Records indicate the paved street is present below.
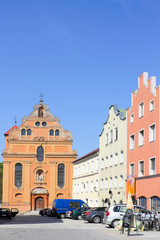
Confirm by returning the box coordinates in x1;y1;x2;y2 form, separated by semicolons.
0;213;160;240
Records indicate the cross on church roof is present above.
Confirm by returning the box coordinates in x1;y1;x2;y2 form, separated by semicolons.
39;93;44;103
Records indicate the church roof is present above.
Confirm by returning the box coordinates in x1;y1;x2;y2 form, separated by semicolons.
4;125;18;136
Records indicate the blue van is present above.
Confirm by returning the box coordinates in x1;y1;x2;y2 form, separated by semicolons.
52;199;88;218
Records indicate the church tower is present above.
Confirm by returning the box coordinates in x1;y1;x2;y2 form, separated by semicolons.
2;100;77;212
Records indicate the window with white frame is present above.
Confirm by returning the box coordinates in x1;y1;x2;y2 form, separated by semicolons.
82;164;85;175
110;130;113;143
90;200;93;207
81;182;84;193
139;101;144;118
74;167;77;177
130;114;134;124
95;179;98;191
105;178;108;189
119;151;124;164
86;162;89;174
119;175;123;187
77;184;79;193
130;134;135;150
86;181;88;192
109;177;112;188
101;179;104;190
73;184;76;194
101;158;104;169
105;157;108;168
129;163;134;177
96;159;99;171
114;176;118;188
95;200;98;207
114;153;118;165
115;128;118;141
78;166;80;176
149;124;156;142
150;100;154;112
139;161;144;177
109;155;113;167
139;129;144;146
90;180;93;192
91;161;94;172
149;157;156;175
106;133;108;145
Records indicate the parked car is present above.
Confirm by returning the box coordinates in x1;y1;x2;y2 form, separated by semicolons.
82;207;106;223
103;204;149;228
52;199;89;219
47;208;57;217
71;206;90;220
39;208;49;216
0;208;12;219
66;210;72;218
11;208;19;217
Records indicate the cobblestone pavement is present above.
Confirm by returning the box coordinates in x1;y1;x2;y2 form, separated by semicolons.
0;213;160;240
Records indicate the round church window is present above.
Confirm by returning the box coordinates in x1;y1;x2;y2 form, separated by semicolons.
42;121;47;127
35;121;40;126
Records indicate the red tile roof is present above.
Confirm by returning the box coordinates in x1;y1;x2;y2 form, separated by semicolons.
4;125;18;136
73;148;99;163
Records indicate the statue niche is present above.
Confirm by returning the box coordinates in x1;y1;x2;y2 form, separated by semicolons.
36;170;44;182
38;106;44;118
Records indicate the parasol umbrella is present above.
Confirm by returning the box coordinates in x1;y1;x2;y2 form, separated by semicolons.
127;190;134;209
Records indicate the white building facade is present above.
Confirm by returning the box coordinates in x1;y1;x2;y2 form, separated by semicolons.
99;105;127;206
73;149;99;207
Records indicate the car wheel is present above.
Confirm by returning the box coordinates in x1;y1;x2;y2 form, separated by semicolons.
78;215;82;220
60;213;65;219
92;216;101;223
111;219;119;228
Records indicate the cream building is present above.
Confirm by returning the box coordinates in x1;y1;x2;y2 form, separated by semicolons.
73;149;99;207
99;105;127;206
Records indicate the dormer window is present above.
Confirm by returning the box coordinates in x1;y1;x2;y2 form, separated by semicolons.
27;129;31;135
50;129;54;136
55;129;59;136
38;106;44;117
21;129;26;136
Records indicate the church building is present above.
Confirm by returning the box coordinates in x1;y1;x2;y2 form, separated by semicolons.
2;99;77;212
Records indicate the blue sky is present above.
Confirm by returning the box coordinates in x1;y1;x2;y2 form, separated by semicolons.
0;0;160;161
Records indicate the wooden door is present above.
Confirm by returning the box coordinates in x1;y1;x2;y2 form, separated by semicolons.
35;197;44;210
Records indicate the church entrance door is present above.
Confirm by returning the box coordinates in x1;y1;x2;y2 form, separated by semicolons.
35;197;44;210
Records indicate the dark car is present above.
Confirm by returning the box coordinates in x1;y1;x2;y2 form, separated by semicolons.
0;208;12;219
47;208;57;217
82;207;106;223
71;206;90;220
39;208;49;216
11;208;19;217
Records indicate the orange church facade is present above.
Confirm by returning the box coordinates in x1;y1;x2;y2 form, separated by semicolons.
2;100;77;212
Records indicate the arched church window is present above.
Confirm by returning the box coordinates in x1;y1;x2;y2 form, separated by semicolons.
37;146;44;162
27;129;31;135
55;129;59;136
58;163;65;188
36;169;44;181
15;163;22;188
50;129;54;136
38;106;44;117
21;129;26;136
